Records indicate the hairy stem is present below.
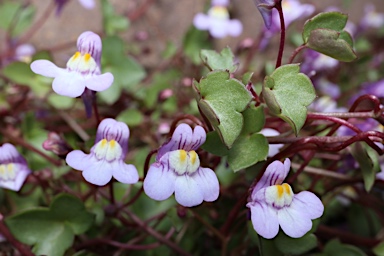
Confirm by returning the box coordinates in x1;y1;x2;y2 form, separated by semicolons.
275;0;286;68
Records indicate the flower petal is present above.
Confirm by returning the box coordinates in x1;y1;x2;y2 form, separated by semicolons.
188;126;206;151
292;191;324;220
209;18;229;38
0;165;30;191
143;163;177;201
277;204;313;238
52;72;86;97
193;13;210;30
192;167;219;202
82;160;113;186
112;162;139;184
66;150;91;171
227;19;243;37
247;202;279;239
174;175;204;207
157;123;193;160
260;128;284;157
85;73;114;92
78;0;95;9
30;60;64;78
253;159;290;196
94;118;130;155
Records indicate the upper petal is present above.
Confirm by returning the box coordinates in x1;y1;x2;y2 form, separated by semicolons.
78;0;95;9
247;202;279;239
191;167;219;202
157;123;193;160
174;175;204;207
30;60;64;78
291;191;324;220
52;72;86;97
143;163;177;201
85;72;114;92
187;126;206;151
95;118;130;155
112;162;139;184
253;159;290;197
277;205;313;238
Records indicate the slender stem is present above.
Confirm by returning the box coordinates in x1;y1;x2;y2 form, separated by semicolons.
190;209;226;241
0;214;34;256
57;110;90;141
121;210;192;256
287;151;315;183
109;182;115;205
275;0;286;68
17;1;55;46
0;129;62;166
308;111;377;119
291;162;352;180
288;44;307;64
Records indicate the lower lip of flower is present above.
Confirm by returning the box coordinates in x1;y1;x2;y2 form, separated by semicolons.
168;149;200;175
265;183;294;209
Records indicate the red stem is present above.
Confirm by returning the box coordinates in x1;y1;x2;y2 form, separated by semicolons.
275;0;285;68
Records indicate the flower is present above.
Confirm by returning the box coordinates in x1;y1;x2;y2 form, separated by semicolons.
55;0;95;15
258;0;314;49
247;159;324;239
0;143;31;191
360;4;384;29
66;118;139;186
193;0;243;38
143;123;220;207
260;128;283;157
30;31;113;98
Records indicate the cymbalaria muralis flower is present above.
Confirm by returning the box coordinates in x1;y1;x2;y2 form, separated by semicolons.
247;159;324;239
193;0;243;38
30;31;113;98
66;118;139;186
143;123;220;207
0;143;31;191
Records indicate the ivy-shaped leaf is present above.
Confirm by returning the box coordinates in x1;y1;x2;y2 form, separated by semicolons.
200;47;238;73
350;142;380;192
6;194;95;256
262;64;315;135
274;232;318;255
302;12;357;62
227;105;268;172
193;71;252;148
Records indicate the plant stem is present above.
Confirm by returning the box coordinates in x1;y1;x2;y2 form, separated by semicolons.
0;214;34;256
275;0;286;68
288;44;307;64
308;111;377;119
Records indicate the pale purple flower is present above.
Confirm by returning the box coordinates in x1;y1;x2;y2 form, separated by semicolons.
247;159;324;239
55;0;95;15
258;0;314;49
260;128;283;157
143;123;220;207
193;1;243;38
0;143;31;191
252;0;276;29
66;118;139;186
301;49;339;76
309;96;346;113
360;4;384;29
30;31;113;98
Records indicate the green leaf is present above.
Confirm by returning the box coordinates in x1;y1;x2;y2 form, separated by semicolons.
350;142;380;192
201;131;230;157
262;64;315;135
47;94;75;109
274;232;318;255
6;194;94;256
307;29;357;62
303;12;348;42
242;72;254;85
101;0;129;35
116;108;144;127
323;239;366;256
0;2;35;36
373;242;384;256
100;36;146;104
227;105;268;172
193;71;252;148
200;47;238;73
183;26;211;65
12;4;35;36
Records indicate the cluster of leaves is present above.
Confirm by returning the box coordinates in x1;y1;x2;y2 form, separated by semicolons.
0;0;383;256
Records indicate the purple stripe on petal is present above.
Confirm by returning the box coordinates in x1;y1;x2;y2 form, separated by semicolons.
143;163;176;201
191;167;219;202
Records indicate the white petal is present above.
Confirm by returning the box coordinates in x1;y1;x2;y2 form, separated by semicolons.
174;175;203;207
52;72;86;97
192;167;219;202
193;13;210;30
143;163;177;201
30;60;64;78
292;191;324;219
248;202;279;239
85;73;114;92
112;162;139;184
82;160;113;186
277;205;313;238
